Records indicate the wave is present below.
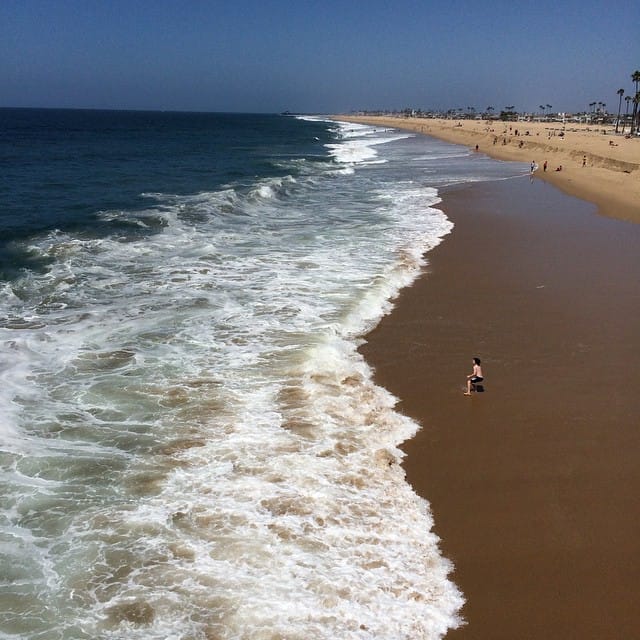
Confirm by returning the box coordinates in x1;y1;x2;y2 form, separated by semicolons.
0;116;464;639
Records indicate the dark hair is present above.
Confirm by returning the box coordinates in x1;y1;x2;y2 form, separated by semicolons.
473;357;481;365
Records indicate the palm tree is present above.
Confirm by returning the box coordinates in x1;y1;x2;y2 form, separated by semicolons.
539;104;545;118
631;70;640;134
615;89;624;133
622;95;632;134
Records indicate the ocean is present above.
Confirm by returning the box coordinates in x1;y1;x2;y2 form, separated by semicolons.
0;109;527;639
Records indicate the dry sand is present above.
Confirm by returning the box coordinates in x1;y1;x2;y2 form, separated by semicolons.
336;115;640;222
353;143;640;637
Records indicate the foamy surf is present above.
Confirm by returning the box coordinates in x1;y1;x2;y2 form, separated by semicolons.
0;111;530;638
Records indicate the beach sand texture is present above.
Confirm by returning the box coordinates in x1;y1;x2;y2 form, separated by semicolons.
359;167;640;637
338;115;640;222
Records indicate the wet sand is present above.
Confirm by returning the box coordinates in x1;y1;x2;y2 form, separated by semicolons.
360;175;640;638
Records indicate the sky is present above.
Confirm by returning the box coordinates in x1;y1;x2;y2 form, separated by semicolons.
1;0;638;114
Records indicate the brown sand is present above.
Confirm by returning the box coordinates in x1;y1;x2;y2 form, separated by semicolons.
359;176;640;639
335;115;640;222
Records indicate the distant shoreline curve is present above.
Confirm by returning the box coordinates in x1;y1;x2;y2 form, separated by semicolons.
330;115;640;223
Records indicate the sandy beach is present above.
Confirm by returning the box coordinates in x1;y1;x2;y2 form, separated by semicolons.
353;132;640;637
337;115;640;222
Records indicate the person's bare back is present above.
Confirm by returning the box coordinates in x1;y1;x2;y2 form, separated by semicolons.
464;357;484;395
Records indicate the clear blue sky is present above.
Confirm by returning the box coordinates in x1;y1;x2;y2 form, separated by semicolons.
1;0;638;114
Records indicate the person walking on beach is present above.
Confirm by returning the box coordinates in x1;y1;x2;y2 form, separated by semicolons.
464;357;484;395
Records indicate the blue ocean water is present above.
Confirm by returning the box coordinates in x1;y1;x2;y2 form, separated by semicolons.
0;109;527;639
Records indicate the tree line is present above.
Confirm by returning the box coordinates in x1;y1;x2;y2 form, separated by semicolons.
615;70;640;134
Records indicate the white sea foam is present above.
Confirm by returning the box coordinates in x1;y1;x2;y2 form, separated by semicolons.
324;121;413;166
0;118;497;639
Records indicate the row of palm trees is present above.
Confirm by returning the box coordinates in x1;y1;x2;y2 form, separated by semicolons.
383;71;640;128
588;101;606;114
478;70;640;130
614;70;640;134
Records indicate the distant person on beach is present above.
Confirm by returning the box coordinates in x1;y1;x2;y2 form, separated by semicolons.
543;160;548;172
464;357;484;395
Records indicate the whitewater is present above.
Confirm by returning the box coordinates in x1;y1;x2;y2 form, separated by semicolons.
0;111;526;639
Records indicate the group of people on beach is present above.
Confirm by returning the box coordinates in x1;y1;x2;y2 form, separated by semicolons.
532;159;562;173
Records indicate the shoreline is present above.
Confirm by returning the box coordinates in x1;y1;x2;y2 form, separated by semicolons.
332;115;640;222
359;172;640;638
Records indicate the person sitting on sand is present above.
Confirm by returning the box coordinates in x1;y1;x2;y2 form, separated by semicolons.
464;357;484;395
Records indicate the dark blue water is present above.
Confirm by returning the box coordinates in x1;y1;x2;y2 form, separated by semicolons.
0;109;331;274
